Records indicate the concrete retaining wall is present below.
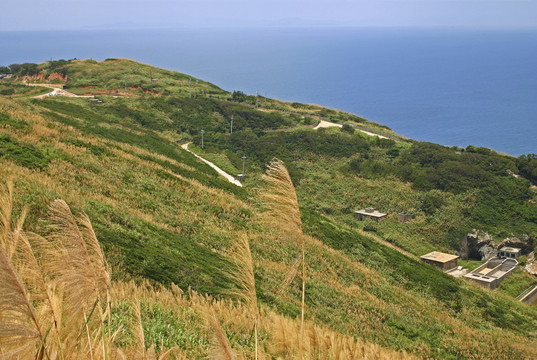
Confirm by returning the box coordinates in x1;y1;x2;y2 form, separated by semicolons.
520;285;537;305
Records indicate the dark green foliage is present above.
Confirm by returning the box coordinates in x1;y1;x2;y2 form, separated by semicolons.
473;177;537;237
0;112;28;129
0;133;52;169
397;142;515;193
341;124;355;134
62;139;113;157
0;66;10;74
418;190;447;215
346;141;535;238
348;157;395;178
100;103;167;131
0;88;15;96
87;201;234;295
9;63;39;76
165;96;294;132
224;129;370;167
231;90;247;102
516;154;537;184
45;59;70;76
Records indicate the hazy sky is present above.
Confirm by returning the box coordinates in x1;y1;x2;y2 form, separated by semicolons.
2;0;536;31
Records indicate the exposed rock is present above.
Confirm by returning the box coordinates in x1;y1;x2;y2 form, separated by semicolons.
460;230;497;260
460;232;536;261
479;244;498;261
525;252;537;276
498;235;535;255
526;264;537;276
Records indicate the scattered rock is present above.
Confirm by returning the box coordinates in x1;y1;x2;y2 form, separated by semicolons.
499;235;535;255
526;252;537;276
460;230;497;260
460;232;536;261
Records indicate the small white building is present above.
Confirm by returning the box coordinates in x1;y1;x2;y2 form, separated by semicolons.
354;208;387;222
498;247;521;259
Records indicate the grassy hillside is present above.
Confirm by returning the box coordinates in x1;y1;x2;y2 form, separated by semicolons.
0;58;536;359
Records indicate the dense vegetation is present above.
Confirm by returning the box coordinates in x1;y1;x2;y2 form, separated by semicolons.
0;58;536;359
343;141;537;239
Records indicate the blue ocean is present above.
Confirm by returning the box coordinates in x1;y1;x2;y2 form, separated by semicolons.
1;28;536;155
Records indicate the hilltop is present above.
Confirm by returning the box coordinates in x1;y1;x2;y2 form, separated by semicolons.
0;58;536;359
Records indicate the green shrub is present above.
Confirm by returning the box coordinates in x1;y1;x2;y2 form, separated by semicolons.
0;134;50;169
0;112;27;129
341;124;355;134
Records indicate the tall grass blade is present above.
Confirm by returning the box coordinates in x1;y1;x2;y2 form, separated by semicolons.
261;158;306;357
207;308;236;360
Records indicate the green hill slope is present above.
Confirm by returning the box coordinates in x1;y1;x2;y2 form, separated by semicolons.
0;58;536;359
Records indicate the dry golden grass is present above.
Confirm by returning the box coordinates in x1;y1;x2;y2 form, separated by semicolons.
0;183;115;360
111;279;418;360
261;158;307;356
2;95;536;359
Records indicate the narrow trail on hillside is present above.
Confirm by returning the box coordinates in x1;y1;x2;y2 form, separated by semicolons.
27;83;93;98
353;227;417;259
181;143;243;187
313;120;389;139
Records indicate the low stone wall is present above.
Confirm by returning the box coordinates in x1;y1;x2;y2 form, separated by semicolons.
520;285;537;305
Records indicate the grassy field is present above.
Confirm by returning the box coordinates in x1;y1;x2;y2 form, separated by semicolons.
0;59;536;359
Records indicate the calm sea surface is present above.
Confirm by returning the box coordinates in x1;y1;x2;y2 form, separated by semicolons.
1;28;536;155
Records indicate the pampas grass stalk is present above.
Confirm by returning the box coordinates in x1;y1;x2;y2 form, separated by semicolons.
0;246;51;360
225;232;258;359
0;182;51;360
262;158;306;357
208;308;236;360
17;232;65;360
45;199;112;358
0;183;115;359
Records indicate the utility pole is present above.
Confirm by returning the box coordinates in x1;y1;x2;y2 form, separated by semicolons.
241;154;246;177
256;90;259;107
201;129;205;149
230;115;234;134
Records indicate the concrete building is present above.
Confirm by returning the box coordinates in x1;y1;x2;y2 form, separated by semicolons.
420;251;459;271
354;208;387;222
397;212;414;223
464;257;518;289
88;98;103;105
498;247;521;259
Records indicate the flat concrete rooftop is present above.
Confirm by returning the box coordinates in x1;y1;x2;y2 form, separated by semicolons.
499;247;521;253
354;208;387;218
420;251;459;264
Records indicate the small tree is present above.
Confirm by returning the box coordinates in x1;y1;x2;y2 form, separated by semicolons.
341;124;355;134
231;91;246;103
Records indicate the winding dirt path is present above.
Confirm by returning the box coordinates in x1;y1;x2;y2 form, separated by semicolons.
313;120;389;139
181;143;243;187
27;83;93;98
